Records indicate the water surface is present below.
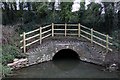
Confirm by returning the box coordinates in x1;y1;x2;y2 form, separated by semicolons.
5;59;120;78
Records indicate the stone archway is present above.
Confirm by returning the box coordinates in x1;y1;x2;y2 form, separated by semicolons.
52;49;80;71
52;49;80;60
27;38;106;66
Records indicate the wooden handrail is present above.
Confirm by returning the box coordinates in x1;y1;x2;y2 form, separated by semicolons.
26;34;40;41
26;28;39;35
81;34;91;41
81;30;91;36
54;24;65;26
20;28;39;37
54;29;78;31
93;29;112;39
92;35;113;45
67;24;78;26
81;25;91;30
20;23;113;53
92;40;112;51
26;39;40;47
42;24;51;29
41;29;52;35
54;29;65;30
42;34;51;39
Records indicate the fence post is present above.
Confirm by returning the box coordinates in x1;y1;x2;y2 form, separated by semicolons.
23;32;26;53
40;27;42;44
106;34;109;53
91;28;93;44
78;23;81;37
65;23;67;36
52;23;54;37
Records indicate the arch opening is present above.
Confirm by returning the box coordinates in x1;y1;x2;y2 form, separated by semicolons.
52;49;80;60
52;49;80;71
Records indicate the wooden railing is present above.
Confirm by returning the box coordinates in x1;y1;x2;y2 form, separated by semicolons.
20;24;51;53
20;23;113;53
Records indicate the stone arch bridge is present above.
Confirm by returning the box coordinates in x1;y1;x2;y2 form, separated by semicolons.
20;23;118;67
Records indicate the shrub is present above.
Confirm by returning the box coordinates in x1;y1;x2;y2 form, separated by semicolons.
2;45;21;64
0;63;11;77
2;25;26;65
2;26;20;47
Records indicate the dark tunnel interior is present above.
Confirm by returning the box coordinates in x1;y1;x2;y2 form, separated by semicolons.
52;49;80;60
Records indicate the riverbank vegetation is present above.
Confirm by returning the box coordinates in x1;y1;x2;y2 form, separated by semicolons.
1;26;26;77
1;1;120;76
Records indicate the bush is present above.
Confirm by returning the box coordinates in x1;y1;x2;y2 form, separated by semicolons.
0;63;11;77
23;11;36;24
2;25;27;64
2;45;21;65
2;26;20;47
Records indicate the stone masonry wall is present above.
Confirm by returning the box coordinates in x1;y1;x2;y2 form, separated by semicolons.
26;37;107;66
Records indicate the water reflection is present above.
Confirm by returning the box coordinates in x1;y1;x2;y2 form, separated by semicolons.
53;59;80;71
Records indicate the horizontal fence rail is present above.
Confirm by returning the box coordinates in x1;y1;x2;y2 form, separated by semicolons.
20;23;113;53
20;24;52;53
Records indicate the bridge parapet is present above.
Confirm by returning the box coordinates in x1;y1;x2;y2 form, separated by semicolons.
20;23;113;53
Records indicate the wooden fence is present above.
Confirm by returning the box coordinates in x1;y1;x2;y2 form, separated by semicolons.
20;23;113;53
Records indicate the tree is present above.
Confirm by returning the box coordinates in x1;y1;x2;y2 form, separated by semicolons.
2;2;23;25
103;2;114;34
79;2;103;30
59;2;73;23
78;2;85;23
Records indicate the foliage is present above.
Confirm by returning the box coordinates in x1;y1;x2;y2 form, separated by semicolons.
0;63;11;77
112;30;120;49
19;21;41;33
59;2;74;23
79;3;103;29
2;2;119;34
2;2;21;25
2;45;22;64
2;26;26;65
103;2;114;34
36;2;48;17
2;26;20;46
1;26;25;76
78;2;85;22
23;11;36;24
